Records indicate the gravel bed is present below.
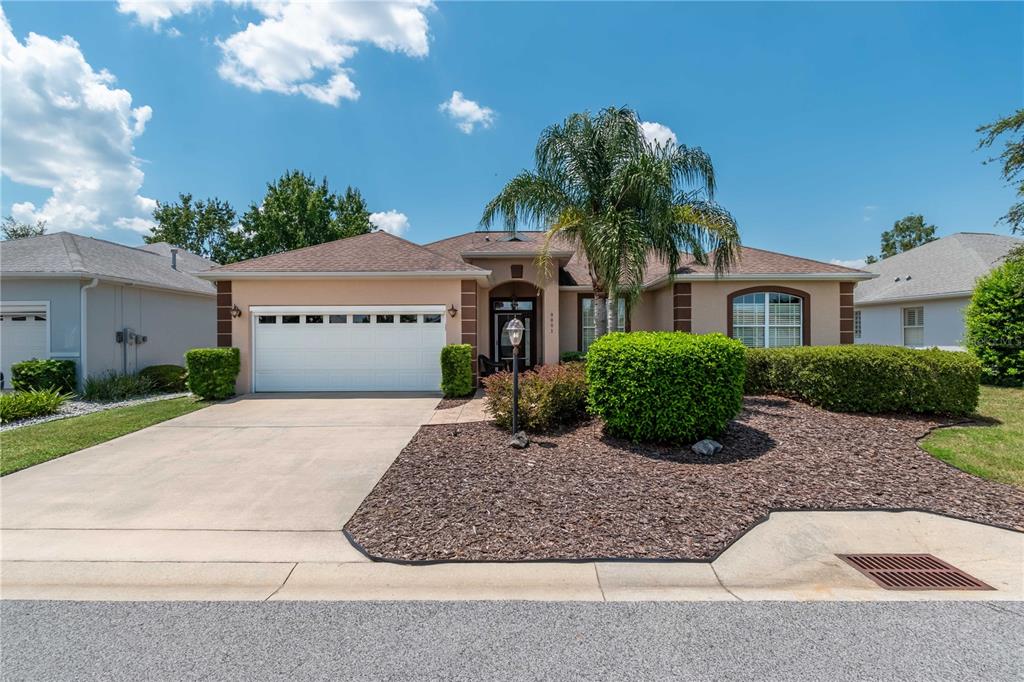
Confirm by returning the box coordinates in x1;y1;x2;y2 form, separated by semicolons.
0;392;191;432
345;396;1024;562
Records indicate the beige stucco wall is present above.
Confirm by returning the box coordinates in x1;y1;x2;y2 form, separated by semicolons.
466;257;560;365
229;278;465;393
689;280;842;345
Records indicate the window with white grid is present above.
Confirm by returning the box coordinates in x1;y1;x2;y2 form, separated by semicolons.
903;306;924;347
732;292;803;348
854;310;862;339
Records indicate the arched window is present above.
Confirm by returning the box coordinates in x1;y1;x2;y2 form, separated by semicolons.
731;291;804;348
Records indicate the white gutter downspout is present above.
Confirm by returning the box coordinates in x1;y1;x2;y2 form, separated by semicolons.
79;278;99;387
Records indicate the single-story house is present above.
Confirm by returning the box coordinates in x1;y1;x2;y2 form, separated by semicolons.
199;230;874;393
853;232;1022;350
0;232;217;387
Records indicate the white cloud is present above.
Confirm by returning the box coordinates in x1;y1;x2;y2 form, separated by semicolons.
831;258;868;269
369;210;409;236
862;204;878;222
119;1;433;106
0;7;155;236
439;90;495;134
640;121;677;148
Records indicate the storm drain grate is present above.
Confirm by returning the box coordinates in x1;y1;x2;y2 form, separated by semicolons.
837;554;994;591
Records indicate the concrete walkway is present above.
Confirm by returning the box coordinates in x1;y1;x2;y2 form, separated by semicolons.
426;389;491;424
3;511;1020;601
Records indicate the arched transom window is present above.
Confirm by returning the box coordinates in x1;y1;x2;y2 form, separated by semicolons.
732;292;803;348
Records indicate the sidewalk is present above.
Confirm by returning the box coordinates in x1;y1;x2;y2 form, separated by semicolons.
426;390;491;425
3;511;1020;602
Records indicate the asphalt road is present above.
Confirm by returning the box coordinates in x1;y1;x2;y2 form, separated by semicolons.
2;600;1021;681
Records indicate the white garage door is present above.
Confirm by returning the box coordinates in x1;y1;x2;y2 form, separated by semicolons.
0;306;49;388
252;306;446;392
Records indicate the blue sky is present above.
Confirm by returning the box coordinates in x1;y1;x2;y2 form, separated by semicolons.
1;1;1020;267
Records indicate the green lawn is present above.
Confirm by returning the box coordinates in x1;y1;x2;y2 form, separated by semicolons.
0;397;209;476
920;386;1024;488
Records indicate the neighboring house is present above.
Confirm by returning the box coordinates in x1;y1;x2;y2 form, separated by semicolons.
200;230;873;393
0;232;217;387
853;232;1022;350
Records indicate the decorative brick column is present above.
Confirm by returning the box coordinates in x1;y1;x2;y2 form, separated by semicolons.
673;282;692;332
460;280;478;383
216;280;233;347
839;282;855;344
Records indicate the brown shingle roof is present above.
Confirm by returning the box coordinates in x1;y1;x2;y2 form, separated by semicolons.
207;231;485;274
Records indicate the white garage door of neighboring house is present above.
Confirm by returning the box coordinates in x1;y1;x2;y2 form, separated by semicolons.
0;304;49;389
252;306;446;392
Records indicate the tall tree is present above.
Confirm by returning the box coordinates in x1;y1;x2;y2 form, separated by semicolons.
481;106;739;337
146;194;241;263
865;214;938;263
1;216;47;240
235;171;374;260
977;108;1024;234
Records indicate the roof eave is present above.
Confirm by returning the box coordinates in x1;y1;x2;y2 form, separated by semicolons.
854;290;974;307
642;272;878;288
198;270;491;280
462;250;574;259
1;270;215;296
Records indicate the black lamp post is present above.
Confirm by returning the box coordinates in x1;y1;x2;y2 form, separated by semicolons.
504;317;525;439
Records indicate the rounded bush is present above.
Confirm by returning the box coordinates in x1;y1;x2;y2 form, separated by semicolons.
745;345;980;416
184;348;240;400
440;344;474;398
966;248;1024;386
587;332;746;443
139;364;188;393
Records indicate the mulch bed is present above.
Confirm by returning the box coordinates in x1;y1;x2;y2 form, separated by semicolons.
344;396;1024;561
435;397;473;410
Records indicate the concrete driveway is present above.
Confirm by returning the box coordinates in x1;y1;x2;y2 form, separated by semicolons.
0;393;440;564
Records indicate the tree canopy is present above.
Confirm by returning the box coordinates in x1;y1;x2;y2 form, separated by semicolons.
481;106;739;337
1;216;47;240
145;194;240;263
146;171;374;263
977;108;1024;234
865;214;938;264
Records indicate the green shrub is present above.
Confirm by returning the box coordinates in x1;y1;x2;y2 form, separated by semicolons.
440;344;474;398
560;351;587;363
587;332;746;444
483;362;588;432
184;347;240;400
0;388;67;423
139;364;187;392
11;359;76;393
965;247;1024;386
745;345;980;416
82;371;156;402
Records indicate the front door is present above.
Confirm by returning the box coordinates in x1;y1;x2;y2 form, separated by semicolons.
492;299;536;368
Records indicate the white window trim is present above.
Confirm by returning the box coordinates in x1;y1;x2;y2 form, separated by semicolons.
732;292;803;348
903;306;925;347
854;309;862;339
580;297;626;352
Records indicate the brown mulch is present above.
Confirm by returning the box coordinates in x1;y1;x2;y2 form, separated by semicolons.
435;397;473;410
344;396;1024;561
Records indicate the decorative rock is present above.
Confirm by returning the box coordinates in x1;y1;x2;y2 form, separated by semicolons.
510;431;530;449
691;439;723;456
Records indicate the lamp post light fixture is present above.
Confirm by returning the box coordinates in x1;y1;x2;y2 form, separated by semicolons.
504;317;527;447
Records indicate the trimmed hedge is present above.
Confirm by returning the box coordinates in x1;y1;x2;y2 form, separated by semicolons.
184;347;240;400
0;388;67;423
745;345;980;416
965;248;1024;386
587;332;746;444
139;364;188;393
483;362;588;432
440;344;474;398
11;359;76;394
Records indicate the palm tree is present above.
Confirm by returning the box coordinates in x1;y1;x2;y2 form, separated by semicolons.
481;106;740;338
